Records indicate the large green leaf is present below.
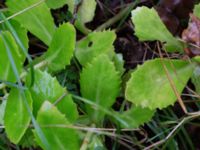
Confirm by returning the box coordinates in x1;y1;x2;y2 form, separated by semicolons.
6;0;55;46
118;106;155;128
43;23;75;72
80;55;120;122
75;0;96;34
0;31;23;82
46;0;74;12
194;3;200;19
131;6;183;52
26;69;78;122
34;101;79;150
4;88;32;144
75;31;116;66
125;58;194;109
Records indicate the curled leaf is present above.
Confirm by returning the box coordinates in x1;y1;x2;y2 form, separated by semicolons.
182;14;200;56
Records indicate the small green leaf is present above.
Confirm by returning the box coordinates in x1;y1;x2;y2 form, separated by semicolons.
88;135;105;150
0;31;23;82
193;56;200;62
75;0;96;34
113;53;125;76
80;55;120;122
118;106;155;128
46;0;74;12
4;88;32;144
75;31;116;66
18;129;37;148
191;66;200;94
6;0;55;46
34;101;79;150
26;69;78;122
194;3;200;19
43;23;75;72
131;6;183;52
126;58;194;109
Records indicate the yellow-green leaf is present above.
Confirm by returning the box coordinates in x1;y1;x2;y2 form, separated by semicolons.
34;101;79;150
126;58;194;109
26;69;78;123
75;31;116;66
6;0;55;46
4;88;32;144
118;106;155;128
80;55;120;123
75;0;96;34
0;31;23;82
194;3;200;19
46;0;74;12
43;23;75;72
131;6;183;52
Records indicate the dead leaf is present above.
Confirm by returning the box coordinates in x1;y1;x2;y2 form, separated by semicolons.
182;14;200;56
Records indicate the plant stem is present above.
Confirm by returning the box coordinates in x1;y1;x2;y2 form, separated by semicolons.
80;124;95;150
95;1;139;31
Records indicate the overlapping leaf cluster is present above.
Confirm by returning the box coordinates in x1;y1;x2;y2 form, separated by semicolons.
0;0;200;149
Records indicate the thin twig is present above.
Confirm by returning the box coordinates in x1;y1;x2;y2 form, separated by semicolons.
80;124;95;150
157;42;188;114
145;113;200;149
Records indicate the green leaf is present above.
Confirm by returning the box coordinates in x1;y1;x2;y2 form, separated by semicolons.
125;58;194;109
80;55;120;122
193;56;200;62
0;31;23;82
46;0;74;12
113;53;125;76
0;19;29;62
6;0;55;46
131;6;183;52
194;3;200;19
4;88;32;144
43;23;75;72
18;129;37;148
88;135;105;150
75;0;96;34
118;106;155;128
75;31;116;66
0;100;6;125
34;101;79;150
26;69;78;122
191;66;200;94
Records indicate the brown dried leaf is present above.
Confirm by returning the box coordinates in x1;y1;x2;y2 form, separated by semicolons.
182;14;200;56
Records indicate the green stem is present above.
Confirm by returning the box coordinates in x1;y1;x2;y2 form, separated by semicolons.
95;1;139;31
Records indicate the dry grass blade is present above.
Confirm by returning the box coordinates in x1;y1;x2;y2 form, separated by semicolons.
157;42;188;114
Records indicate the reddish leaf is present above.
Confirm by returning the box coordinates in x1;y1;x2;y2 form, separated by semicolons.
182;14;200;56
